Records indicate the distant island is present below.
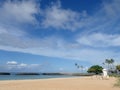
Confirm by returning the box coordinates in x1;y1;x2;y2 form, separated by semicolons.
16;73;40;75
42;73;65;75
0;72;11;75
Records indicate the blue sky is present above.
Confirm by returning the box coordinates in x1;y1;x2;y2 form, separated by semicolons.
0;0;120;72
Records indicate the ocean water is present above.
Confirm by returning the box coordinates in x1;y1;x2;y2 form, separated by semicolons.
0;75;74;80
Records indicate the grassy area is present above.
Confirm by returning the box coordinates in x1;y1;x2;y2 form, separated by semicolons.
114;77;120;87
109;74;120;87
109;74;120;77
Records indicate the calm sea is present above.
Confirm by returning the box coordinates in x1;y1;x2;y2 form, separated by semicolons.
0;75;75;80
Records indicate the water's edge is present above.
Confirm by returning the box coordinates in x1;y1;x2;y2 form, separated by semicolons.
0;75;77;81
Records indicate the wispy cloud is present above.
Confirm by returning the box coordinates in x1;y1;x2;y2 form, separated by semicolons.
77;33;120;47
41;1;87;31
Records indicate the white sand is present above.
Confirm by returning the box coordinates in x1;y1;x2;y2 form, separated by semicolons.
0;77;119;90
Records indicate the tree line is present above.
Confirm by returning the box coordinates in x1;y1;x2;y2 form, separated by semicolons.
75;59;120;74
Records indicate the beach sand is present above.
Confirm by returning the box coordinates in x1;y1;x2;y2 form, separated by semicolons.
0;77;119;90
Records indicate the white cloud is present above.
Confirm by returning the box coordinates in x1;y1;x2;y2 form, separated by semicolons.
41;1;87;31
7;61;18;65
1;61;43;71
0;0;40;49
19;63;27;67
38;0;120;33
0;0;39;24
77;33;120;47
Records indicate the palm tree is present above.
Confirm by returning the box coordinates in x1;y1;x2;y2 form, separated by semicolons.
75;63;79;69
75;63;78;67
75;63;84;73
105;59;111;69
102;62;105;68
110;59;114;68
105;59;115;73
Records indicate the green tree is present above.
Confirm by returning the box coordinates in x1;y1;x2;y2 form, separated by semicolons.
116;65;120;71
87;65;103;74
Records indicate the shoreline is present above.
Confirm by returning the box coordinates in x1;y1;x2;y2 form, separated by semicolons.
0;76;82;82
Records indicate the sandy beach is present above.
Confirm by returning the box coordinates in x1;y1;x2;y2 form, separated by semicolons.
0;77;119;90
